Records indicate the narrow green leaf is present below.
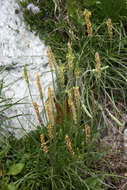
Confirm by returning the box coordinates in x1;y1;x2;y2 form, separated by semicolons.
82;103;92;119
106;109;123;127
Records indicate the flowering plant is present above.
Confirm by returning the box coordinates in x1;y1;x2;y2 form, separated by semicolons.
27;3;40;14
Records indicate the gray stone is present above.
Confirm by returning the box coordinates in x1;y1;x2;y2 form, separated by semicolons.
0;0;55;138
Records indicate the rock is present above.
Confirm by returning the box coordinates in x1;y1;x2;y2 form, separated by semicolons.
0;0;55;138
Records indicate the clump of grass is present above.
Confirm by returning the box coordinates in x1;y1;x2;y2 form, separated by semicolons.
0;1;127;189
0;45;112;190
1;39;126;188
20;0;127;108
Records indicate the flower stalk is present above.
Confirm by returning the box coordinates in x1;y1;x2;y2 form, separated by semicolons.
45;102;54;126
107;18;113;38
68;93;77;124
47;47;57;95
73;86;80;106
65;135;75;156
66;42;74;71
95;52;101;79
47;47;57;71
85;125;90;144
48;124;54;139
48;87;53;107
33;102;44;127
58;60;65;88
36;73;48;123
84;9;92;37
40;134;48;154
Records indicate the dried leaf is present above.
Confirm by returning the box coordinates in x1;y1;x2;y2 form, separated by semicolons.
55;101;63;124
55;97;71;124
0;169;2;177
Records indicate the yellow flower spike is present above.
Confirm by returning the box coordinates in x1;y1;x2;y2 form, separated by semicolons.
58;61;65;87
73;86;80;105
65;135;75;156
84;9;91;17
36;73;43;100
95;52;101;79
84;9;92;37
47;47;57;71
40;134;48;154
33;102;44;127
68;93;77;124
59;66;64;84
48;124;53;139
48;87;53;107
75;62;80;79
24;66;29;84
85;125;90;144
95;52;100;65
67;93;72;107
107;18;113;38
45;102;54;126
65;89;71;95
66;41;74;70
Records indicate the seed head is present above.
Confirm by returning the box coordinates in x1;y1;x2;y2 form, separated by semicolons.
45;102;54;126
48;124;53;139
47;47;56;71
95;52;101;79
40;134;48;154
66;42;74;70
33;102;44;126
24;66;29;84
65;135;75;156
68;93;77;124
107;18;112;38
84;9;92;37
48;87;53;107
75;63;80;79
73;86;80;105
85;125;90;144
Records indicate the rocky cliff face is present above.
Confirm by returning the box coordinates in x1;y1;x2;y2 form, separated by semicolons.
0;0;55;138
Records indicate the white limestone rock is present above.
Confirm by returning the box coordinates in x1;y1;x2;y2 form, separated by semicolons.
0;0;55;138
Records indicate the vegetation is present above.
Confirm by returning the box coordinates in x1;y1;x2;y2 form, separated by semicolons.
0;0;127;189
